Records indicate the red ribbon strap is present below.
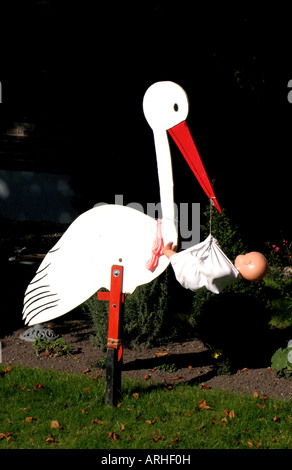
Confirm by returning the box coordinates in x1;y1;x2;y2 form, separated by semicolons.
146;219;164;272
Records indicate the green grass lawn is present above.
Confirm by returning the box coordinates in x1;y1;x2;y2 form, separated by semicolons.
0;365;291;450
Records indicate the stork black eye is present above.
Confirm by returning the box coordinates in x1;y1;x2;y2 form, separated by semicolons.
174;103;179;112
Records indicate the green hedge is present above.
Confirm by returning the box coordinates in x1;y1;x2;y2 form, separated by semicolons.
82;268;185;350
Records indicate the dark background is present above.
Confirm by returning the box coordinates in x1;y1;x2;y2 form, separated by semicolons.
0;1;291;250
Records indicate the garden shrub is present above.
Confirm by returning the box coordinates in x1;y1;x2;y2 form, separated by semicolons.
33;337;72;357
191;205;272;368
82;290;109;351
82;268;179;350
192;287;272;369
123;269;171;348
271;346;292;379
263;239;292;330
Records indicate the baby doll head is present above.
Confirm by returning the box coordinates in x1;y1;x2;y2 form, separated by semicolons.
234;252;268;281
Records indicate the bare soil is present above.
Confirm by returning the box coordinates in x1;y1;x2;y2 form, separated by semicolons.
1;316;291;401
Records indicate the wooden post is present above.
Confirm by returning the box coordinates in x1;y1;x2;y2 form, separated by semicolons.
97;265;124;406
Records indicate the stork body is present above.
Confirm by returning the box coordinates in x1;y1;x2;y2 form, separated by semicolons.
23;81;221;326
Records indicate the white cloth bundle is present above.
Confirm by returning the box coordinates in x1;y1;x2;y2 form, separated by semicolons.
170;234;239;294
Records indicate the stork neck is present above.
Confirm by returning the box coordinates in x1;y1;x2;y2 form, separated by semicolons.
153;129;175;222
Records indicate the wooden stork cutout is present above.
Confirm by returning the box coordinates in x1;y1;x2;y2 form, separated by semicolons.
22;81;222;405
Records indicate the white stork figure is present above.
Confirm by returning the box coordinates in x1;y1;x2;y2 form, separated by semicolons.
22;81;222;326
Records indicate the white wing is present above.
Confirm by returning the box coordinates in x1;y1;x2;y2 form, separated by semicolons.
22;204;172;326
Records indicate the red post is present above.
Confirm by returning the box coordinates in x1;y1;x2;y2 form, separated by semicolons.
97;265;124;406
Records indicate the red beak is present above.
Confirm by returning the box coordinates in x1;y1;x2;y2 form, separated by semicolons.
167;121;222;213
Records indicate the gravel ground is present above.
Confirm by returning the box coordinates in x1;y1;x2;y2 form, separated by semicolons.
1;317;291;401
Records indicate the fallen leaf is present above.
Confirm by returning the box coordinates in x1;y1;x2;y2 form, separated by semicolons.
120;423;125;431
132;393;139;399
169;435;180;445
0;433;6;440
223;409;229;416
83;387;91;393
80;409;88;414
198;399;206;408
246;441;253;448
273;404;282;410
260;394;269;400
166;376;183;381
109;431;118;441
256;402;266;409
256;443;262;449
144;374;151;380
198;399;212;410
238;368;249;373
272;416;279;422
195;425;206;430
92;419;108;425
253;391;259;398
154;352;169;357
152;436;164;442
145;420;155;425
82;368;90;374
229;410;235;419
0;366;13;377
221;417;228;423
188;365;193;370
92;373;100;380
117;402;123;408
34;383;43;390
50;420;61;429
46;436;57;444
25;417;35;423
151;367;157;372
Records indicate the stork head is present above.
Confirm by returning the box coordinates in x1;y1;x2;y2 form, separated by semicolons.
143;81;222;213
143;81;189;131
